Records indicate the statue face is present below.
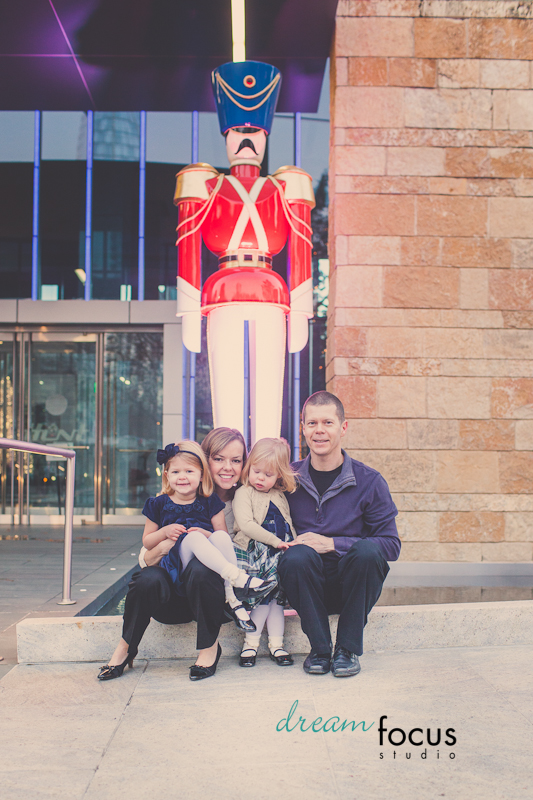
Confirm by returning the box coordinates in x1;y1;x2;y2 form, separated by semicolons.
226;127;267;166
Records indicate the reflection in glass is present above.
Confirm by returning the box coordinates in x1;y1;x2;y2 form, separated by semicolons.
90;161;139;300
40;161;86;299
103;333;163;515
0;163;33;299
0;338;14;515
29;340;96;515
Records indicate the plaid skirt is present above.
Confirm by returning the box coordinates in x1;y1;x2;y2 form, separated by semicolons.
234;540;285;609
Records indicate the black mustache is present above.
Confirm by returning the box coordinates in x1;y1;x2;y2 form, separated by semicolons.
236;138;258;154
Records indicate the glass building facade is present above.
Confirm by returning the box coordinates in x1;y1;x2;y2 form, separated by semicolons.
0;68;329;522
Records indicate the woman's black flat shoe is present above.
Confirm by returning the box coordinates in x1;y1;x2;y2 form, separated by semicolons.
224;604;257;633
98;646;138;681
270;649;294;667
189;643;222;681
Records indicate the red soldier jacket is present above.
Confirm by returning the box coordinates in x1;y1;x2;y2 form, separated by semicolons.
174;162;315;353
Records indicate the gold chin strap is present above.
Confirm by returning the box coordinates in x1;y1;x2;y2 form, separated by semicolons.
215;72;281;112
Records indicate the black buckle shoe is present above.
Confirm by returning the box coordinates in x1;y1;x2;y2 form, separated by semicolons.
270;648;294;666
303;650;331;675
239;647;257;667
332;645;361;678
224;604;257;633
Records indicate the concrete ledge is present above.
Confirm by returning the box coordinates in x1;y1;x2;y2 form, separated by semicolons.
16;600;533;663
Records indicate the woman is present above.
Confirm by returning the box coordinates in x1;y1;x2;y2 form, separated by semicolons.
98;427;246;681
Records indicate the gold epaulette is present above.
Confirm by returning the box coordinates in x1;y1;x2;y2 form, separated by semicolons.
174;163;220;204
272;165;315;208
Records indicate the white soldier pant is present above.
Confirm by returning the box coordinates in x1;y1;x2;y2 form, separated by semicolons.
207;303;286;442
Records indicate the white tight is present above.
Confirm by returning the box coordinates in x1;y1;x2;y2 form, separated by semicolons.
179;529;237;576
250;600;285;638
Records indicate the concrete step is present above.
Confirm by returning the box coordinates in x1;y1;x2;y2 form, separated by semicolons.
16;599;533;663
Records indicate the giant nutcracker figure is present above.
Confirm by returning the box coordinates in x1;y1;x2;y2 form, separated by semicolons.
174;61;315;442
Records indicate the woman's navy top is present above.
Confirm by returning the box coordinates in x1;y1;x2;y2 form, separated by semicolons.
143;492;225;593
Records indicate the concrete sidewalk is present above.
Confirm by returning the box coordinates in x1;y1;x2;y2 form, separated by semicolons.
0;524;142;678
0;644;531;799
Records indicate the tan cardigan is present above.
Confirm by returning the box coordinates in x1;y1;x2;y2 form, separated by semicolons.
232;484;296;549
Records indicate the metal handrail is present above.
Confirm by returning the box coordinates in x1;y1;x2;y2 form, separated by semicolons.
0;438;76;605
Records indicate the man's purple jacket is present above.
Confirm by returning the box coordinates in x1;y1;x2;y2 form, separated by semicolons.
287;451;401;562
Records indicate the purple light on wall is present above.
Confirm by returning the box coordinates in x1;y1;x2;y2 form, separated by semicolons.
138;110;146;301
31;109;41;301
84;109;93;301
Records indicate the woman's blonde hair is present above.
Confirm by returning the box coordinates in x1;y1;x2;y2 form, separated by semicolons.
201;427;247;467
161;440;213;497
241;438;297;493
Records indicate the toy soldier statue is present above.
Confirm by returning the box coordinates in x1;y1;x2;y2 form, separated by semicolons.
174;60;315;441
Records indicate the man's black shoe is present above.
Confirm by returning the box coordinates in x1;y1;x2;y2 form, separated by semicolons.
303;651;331;675
332;645;361;677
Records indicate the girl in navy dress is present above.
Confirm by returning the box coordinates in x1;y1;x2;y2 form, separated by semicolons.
143;441;269;624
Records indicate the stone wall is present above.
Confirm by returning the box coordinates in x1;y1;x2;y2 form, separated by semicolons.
328;0;533;561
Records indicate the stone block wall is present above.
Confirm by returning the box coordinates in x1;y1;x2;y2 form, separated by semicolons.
328;0;533;562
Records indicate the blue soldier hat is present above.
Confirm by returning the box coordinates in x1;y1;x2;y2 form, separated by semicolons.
212;61;281;135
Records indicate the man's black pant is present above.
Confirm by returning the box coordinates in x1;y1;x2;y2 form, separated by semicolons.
278;539;389;656
122;558;228;653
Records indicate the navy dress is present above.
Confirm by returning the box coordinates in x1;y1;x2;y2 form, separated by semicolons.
142;493;225;594
234;500;292;608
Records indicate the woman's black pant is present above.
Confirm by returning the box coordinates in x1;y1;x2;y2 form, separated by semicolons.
277;538;390;656
122;559;228;652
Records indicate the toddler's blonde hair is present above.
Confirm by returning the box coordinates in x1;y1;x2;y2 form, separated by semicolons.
161;440;213;497
241;438;297;493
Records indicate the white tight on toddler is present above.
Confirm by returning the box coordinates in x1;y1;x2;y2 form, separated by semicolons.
250;599;284;638
242;599;288;656
179;529;238;573
179;531;255;620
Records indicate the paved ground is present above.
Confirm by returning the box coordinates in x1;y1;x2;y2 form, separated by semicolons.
0;644;532;799
2;525;532;798
0;524;142;679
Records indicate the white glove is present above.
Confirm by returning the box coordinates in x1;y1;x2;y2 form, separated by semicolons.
177;277;201;353
288;278;313;353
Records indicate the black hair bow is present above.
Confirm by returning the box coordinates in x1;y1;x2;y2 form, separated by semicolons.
156;442;203;466
156;443;180;465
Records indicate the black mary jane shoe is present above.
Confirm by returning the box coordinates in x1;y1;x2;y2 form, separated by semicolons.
239;647;257;667
269;648;294;667
97;646;138;681
224;604;257;633
239;575;277;599
189;643;222;681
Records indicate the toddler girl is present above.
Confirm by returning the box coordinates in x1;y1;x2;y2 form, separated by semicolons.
143;441;270;630
232;438;297;667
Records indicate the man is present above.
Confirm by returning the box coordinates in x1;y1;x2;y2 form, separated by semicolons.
278;391;401;677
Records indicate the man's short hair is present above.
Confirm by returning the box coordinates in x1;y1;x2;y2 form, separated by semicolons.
302;391;345;423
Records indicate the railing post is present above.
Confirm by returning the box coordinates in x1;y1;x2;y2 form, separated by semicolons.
0;438;76;606
58;454;76;605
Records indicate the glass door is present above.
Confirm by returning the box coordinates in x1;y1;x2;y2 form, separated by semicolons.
2;329;163;524
27;333;97;521
0;334;15;519
103;332;163;519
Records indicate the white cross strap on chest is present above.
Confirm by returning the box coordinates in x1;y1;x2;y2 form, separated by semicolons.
225;175;269;252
